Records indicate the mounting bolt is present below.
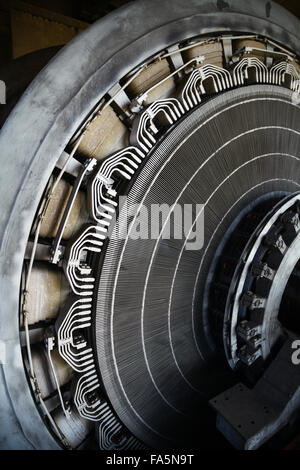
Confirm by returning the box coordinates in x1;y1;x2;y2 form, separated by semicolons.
265;230;287;254
241;291;266;310
251;261;275;280
237;320;262;341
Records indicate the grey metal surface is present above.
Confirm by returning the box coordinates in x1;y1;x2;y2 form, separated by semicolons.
0;0;299;449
